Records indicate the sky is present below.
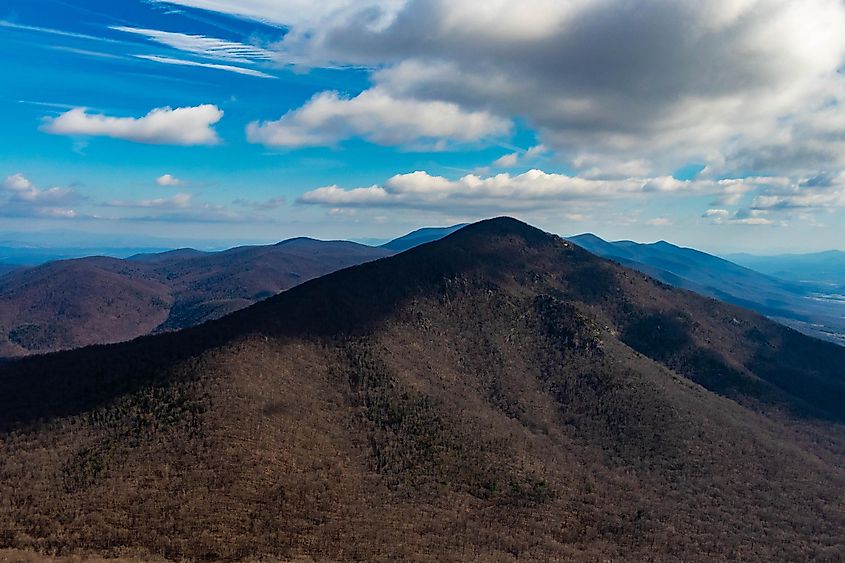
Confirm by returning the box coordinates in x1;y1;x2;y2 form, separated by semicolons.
2;0;845;252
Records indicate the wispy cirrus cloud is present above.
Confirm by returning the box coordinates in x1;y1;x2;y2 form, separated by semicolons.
0;20;124;44
233;196;286;210
134;54;275;78
107;193;193;209
41;105;224;145
149;1;405;30
112;26;274;63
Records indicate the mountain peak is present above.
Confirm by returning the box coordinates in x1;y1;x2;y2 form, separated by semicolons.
442;216;557;249
2;218;845;561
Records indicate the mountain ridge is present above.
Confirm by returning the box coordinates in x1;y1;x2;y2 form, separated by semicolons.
1;217;844;560
0;239;393;357
570;232;845;345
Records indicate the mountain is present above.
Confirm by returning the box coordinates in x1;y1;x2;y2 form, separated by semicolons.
570;233;845;345
728;250;845;287
380;223;468;252
0;239;391;357
128;248;211;263
1;218;843;561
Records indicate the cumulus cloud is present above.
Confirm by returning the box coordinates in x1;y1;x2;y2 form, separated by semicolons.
297;168;756;213
492;152;519;168
247;87;510;148
3;173;33;193
703;208;774;226
1;173;80;218
156;174;182;186
744;172;845;211
42;105;223;145
180;0;845;178
492;144;547;168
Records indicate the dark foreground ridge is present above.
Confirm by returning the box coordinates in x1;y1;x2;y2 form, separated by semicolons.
1;217;844;561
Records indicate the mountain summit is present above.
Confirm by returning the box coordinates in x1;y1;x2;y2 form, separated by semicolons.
1;217;844;561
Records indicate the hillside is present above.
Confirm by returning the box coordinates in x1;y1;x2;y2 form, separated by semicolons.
1;218;843;561
0;239;391;357
571;234;845;345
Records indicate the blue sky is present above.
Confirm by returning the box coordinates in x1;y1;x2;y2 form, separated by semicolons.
2;0;845;252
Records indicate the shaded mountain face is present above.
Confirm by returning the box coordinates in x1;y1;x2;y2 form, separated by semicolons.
1;218;843;562
0;264;24;280
380;223;468;252
570;233;845;345
0;239;392;357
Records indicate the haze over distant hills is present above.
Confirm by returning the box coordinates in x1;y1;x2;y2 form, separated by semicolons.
1;218;843;561
3;223;845;357
728;250;845;288
571;234;845;345
0;238;392;357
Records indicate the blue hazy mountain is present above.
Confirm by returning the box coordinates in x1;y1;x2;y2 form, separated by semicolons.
728;250;845;288
381;224;468;252
570;233;845;345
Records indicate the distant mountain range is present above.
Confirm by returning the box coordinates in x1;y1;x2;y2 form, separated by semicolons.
2;223;844;357
570;234;845;345
0;226;472;357
2;218;843;561
0;245;174;266
728;250;845;288
0;238;392;357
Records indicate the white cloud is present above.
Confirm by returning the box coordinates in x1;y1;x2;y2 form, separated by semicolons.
744;172;845;211
134;55;276;79
37;208;77;218
156;174;182;186
492;144;547;168
113;26;274;63
492;152;519;168
152;1;406;30
233;196;287;210
2;173;77;204
247;87;510;148
108;193;193;208
3;173;33;192
703;208;774;226
1;173;80;218
42;105;223;145
298;169;699;211
179;0;845;180
297;168;797;219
